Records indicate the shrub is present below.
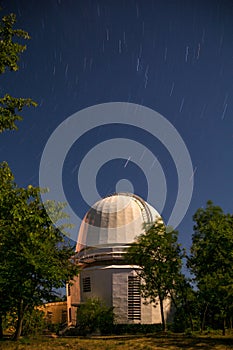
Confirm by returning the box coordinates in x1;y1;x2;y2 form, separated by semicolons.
76;298;114;335
21;309;46;336
112;323;163;335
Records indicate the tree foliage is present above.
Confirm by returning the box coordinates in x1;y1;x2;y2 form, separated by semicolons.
0;162;79;340
0;11;78;341
0;12;37;132
125;222;185;331
172;277;199;332
188;201;233;334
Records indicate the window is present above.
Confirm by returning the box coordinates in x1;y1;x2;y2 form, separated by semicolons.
67;284;71;296
82;276;91;292
61;309;67;324
128;276;141;320
68;308;72;323
47;311;53;324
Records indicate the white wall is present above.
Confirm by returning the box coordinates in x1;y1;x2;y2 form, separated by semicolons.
80;266;113;305
77;265;172;325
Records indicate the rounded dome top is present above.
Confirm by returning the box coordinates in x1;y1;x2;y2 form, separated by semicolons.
76;193;161;252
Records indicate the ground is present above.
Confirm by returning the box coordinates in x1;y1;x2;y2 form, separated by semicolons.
0;334;233;350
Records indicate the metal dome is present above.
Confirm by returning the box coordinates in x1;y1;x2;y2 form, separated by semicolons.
76;193;161;263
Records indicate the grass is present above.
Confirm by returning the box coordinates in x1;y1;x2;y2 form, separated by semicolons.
0;333;233;350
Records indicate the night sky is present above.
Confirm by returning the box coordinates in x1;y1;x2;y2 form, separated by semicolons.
1;0;232;249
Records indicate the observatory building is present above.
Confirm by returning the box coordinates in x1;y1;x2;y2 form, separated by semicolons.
67;193;172;325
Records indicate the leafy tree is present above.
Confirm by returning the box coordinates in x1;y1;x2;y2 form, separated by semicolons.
172;277;199;332
76;298;114;335
0;12;37;132
0;162;79;340
188;201;233;335
125;222;185;331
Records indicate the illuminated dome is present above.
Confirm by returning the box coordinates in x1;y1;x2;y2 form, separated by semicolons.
76;193;161;263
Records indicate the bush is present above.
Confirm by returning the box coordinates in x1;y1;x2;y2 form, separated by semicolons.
2;312;17;335
65;322;164;336
76;298;114;335
21;309;46;336
112;323;163;335
47;322;65;334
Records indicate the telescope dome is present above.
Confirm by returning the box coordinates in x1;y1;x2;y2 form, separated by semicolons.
76;193;161;254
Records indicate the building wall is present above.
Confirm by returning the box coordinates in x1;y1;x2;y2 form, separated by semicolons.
112;269;128;323
111;267;170;324
39;301;67;325
80;266;113;305
67;275;80;325
75;265;172;325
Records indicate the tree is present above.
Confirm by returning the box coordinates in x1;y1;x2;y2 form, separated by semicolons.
188;201;233;335
125;222;184;331
0;162;79;340
0;12;37;132
172;276;198;332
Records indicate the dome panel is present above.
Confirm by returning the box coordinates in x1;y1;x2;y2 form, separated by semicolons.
76;193;161;252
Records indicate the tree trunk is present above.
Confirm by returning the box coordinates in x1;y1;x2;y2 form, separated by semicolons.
184;299;194;332
13;299;25;341
0;315;3;339
159;295;166;332
222;317;226;336
230;316;232;331
182;296;194;332
187;306;194;332
201;303;208;333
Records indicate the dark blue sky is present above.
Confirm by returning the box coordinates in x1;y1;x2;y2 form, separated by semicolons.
1;0;232;248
